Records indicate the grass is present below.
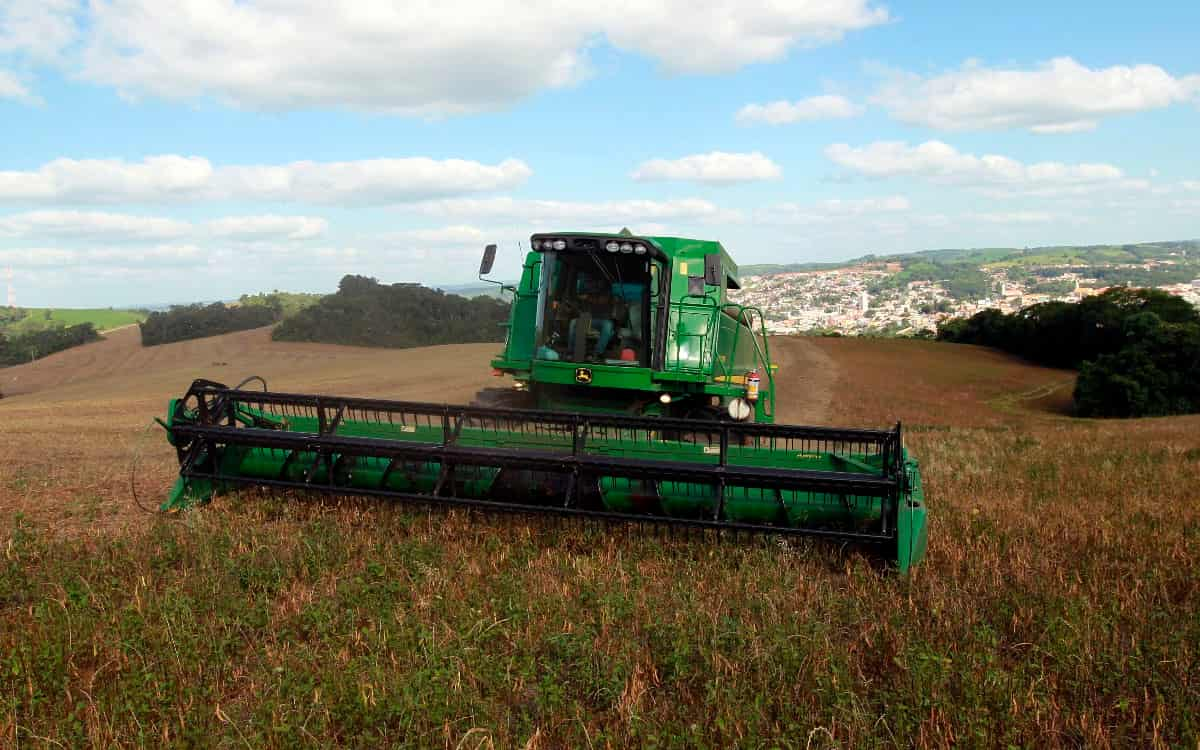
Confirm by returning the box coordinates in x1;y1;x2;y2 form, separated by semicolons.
2;336;1199;747
2;308;146;336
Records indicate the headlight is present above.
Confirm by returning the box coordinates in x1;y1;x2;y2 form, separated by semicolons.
619;242;633;254
727;398;752;421
606;241;620;253
633;244;647;255
552;239;567;250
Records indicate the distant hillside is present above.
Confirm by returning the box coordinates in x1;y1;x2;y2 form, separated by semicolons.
740;239;1200;278
273;275;510;349
435;282;513;300
0;307;145;336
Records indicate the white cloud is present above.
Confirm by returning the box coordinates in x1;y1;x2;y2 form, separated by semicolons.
412;196;741;225
207;215;327;241
387;226;487;245
0;156;214;203
0;0;79;63
0;210;191;241
631;152;782;184
874;57;1200;133
215;158;531;204
736;95;861;125
1182;181;1200;191
824;140;1143;196
966;211;1059;224
72;0;885;115
0;243;202;269
757;196;909;224
0;155;530;204
0;247;77;268
603;1;887;75
0;69;29;99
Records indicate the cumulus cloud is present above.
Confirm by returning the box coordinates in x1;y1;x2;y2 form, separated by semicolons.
0;155;530;204
824;140;1144;196
0;0;79;63
0;210;191;240
66;0;885;115
0;210;334;246
0;69;29;99
0;243;203;269
207;215;327;241
736;95;861;125
631;152;782;184
966;211;1060;224
0;156;214;203
756;196;909;224
386;225;487;245
412;196;741;225
874;57;1200;133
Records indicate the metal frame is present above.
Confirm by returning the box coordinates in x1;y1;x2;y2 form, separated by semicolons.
168;380;907;548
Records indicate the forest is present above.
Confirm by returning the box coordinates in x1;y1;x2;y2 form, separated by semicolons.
0;323;101;368
937;287;1200;417
139;302;279;346
272;275;510;348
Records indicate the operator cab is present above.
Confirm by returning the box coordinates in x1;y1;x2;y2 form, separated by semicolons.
530;234;664;367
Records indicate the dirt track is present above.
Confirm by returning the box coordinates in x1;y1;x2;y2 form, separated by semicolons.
768;336;837;425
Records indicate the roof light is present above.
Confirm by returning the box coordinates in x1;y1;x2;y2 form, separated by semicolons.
633;244;647;255
530;239;541;250
605;241;620;253
619;242;633;254
552;239;567;251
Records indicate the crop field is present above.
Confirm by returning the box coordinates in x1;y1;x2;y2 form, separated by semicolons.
1;330;1197;747
2;308;146;333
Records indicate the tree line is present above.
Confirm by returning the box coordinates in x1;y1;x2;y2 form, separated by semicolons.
0;323;101;368
273;275;509;348
139;303;279;346
937;287;1200;417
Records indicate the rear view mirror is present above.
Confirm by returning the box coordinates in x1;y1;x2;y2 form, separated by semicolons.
703;253;721;286
479;244;497;276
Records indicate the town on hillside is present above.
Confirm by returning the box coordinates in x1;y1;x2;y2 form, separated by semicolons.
730;243;1200;336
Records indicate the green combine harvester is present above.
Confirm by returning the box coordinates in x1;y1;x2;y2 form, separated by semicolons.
160;232;928;571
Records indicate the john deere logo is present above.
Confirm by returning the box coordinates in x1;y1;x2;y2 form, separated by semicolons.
575;367;593;384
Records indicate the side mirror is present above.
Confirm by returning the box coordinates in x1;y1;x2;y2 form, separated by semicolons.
479;244;497;276
703;253;721;287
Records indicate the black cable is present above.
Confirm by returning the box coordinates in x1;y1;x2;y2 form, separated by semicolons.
233;375;268;392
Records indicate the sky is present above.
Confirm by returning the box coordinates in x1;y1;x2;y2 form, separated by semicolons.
0;1;1198;307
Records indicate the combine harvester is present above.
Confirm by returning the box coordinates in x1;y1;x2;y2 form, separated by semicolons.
159;233;928;571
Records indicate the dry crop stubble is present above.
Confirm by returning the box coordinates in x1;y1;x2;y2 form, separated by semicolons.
1;331;1198;747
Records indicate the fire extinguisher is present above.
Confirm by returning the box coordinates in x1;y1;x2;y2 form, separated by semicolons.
745;369;760;402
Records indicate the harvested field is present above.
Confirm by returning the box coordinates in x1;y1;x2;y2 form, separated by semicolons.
1;331;1198;747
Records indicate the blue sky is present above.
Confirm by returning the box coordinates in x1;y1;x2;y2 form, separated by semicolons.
1;0;1198;307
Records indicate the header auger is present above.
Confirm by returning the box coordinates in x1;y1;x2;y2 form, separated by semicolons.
159;232;927;571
